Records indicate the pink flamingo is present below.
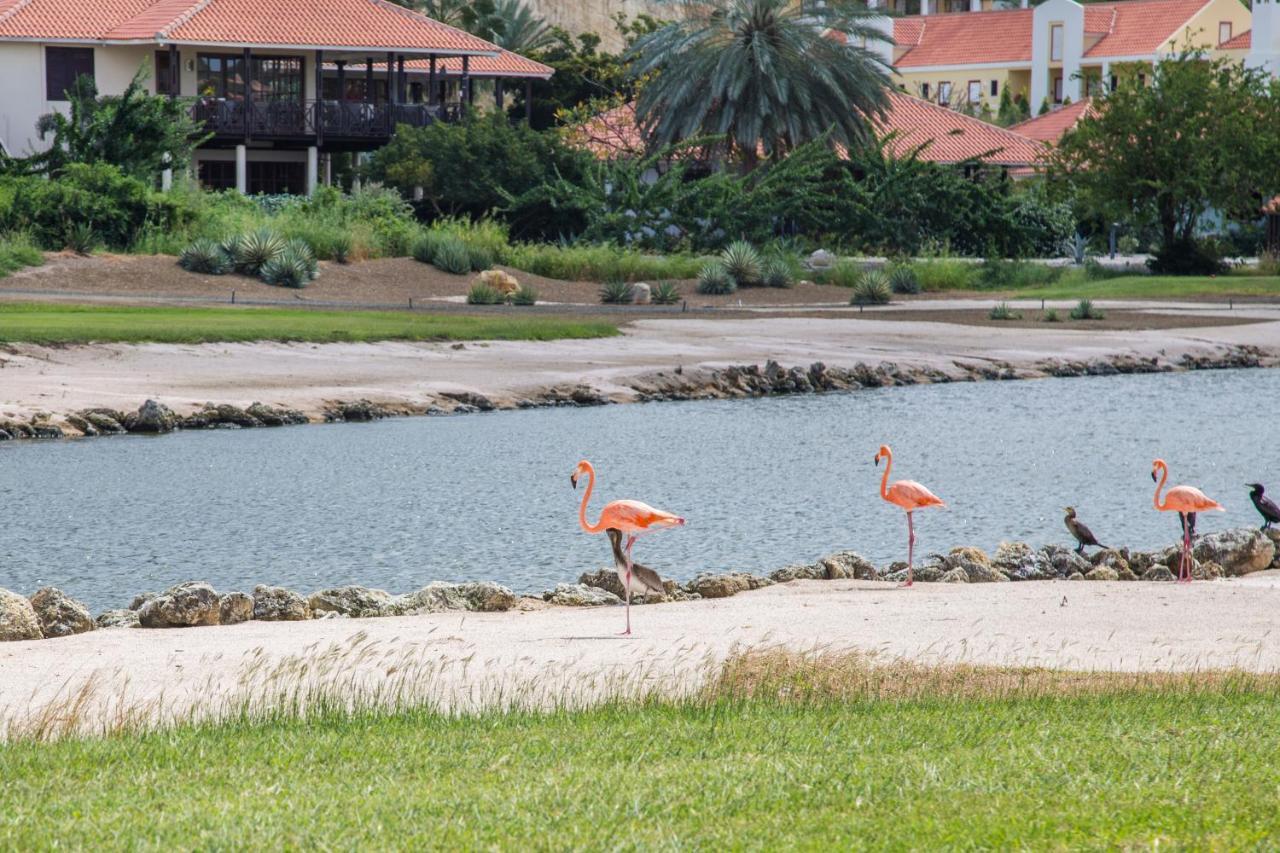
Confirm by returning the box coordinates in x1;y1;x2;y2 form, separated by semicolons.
572;460;685;635
875;444;945;587
1151;458;1223;583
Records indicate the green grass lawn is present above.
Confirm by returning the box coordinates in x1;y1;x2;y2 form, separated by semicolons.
3;685;1278;847
1011;273;1280;301
0;303;619;345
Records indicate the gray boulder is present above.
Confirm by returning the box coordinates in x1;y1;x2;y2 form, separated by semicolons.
308;586;393;618
96;609;140;629
219;592;254;625
29;587;94;638
630;282;651;304
684;572;772;599
123;399;179;434
81;411;126;434
945;547;1008;583
1193;528;1276;576
138;581;221;628
387;581;517;615
940;567;969;583
1040;544;1092;577
818;551;878;580
1084;566;1119;581
543;583;622;607
994;542;1054;581
769;563;826;583
128;592;157;611
252;585;311;621
457;581;518;612
0;588;42;641
1143;565;1175;582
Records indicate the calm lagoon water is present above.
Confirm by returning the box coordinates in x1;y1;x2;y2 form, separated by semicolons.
2;368;1277;610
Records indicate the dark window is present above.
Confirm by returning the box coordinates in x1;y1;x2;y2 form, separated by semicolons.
938;81;952;106
155;50;179;95
198;54;304;102
46;46;94;101
990;80;998;97
251;57;304;101
198;160;236;191
920;82;930;99
249;161;305;195
198;54;245;99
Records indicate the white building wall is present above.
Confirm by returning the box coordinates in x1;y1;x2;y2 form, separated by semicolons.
1031;0;1084;109
1249;0;1280;76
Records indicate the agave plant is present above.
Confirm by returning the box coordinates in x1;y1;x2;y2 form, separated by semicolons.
600;279;635;304
466;282;503;305
330;233;352;264
651;281;681;305
850;270;891;306
432;238;472;275
721;240;763;287
510;286;538;306
467;244;496;272
284;239;318;280
64;221;99;256
696;261;736;295
260;246;314;289
888;265;921;295
233;228;286;275
179;238;231;275
988;301;1021;321
1070;298;1105;320
760;256;795;289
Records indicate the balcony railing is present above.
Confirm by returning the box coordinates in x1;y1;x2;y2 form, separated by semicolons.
191;97;462;141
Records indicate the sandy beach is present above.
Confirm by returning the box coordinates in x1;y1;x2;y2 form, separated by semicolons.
4;573;1280;734
3;303;1278;422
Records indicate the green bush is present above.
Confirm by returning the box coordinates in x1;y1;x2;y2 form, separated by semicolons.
510;286;538;306
411;231;443;264
3;163;162;250
466;282;503;305
1147;238;1228;275
432;238;472;275
851;271;891;305
1042;308;1062;322
64;221;98;255
824;259;862;289
503;243;705;282
179;238;231;275
887;265;920;295
988;301;1021;320
1117;235;1140;255
977;259;1064;289
760;255;795;289
232;228;286;275
721;240;763;287
696;261;736;295
1070;298;1105;320
599;279;634;304
260;241;317;288
468;244;496;272
0;232;44;277
911;258;979;291
651;281;681;304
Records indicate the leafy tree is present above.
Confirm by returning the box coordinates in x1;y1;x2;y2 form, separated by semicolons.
1049;51;1280;262
627;0;892;169
490;0;556;52
18;68;206;180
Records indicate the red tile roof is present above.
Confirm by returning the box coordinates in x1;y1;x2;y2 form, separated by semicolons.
0;0;502;54
331;51;553;79
893;9;1032;67
1083;0;1211;57
1007;98;1093;144
1219;28;1250;49
574;94;1044;168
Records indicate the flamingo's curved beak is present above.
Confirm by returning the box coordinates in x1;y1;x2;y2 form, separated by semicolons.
1151;471;1157;482
570;474;578;489
874;455;881;467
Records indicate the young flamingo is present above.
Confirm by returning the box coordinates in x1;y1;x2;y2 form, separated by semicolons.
875;444;945;587
571;460;685;635
1151;458;1224;583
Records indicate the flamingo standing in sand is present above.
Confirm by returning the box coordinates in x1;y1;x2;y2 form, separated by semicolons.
571;460;685;635
1151;458;1224;583
875;444;945;587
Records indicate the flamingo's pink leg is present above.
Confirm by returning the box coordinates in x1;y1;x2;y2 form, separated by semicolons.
901;511;915;588
619;535;637;635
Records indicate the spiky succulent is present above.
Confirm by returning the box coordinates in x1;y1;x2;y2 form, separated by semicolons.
720;240;762;287
432;238;472;275
64;221;99;256
466;283;503;305
850;270;891;306
599;279;635;304
179;238;232;275
696;261;736;295
760;256;795;289
467;245;496;272
888;265;921;295
510;286;538;306
233;228;286;275
650;281;681;305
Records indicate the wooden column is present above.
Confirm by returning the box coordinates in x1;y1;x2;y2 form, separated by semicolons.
386;51;396;104
365;56;373;103
494;79;504;111
242;47;252;143
397;55;406;103
428;56;437;105
525;79;533;125
461;55;470;108
336;60;346;101
167;44;178;97
314;48;324;147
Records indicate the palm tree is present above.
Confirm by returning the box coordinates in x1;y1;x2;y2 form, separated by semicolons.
628;0;893;169
490;0;556;53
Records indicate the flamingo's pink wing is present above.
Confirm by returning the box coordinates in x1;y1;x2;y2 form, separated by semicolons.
599;499;686;533
887;480;946;510
1166;485;1225;512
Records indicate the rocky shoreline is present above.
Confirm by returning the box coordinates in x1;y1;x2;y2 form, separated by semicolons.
0;344;1272;441
3;526;1277;643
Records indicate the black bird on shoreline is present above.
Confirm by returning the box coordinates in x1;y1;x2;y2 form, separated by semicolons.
1247;483;1280;530
1063;506;1105;554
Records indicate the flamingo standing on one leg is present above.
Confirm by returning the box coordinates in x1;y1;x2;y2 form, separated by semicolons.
1151;458;1224;584
875;445;945;587
571;460;685;635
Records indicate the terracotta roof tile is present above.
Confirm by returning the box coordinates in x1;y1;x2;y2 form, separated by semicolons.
1083;0;1210;57
893;9;1032;67
338;50;553;79
574;94;1044;168
0;0;166;40
1219;28;1250;49
1007;98;1093;144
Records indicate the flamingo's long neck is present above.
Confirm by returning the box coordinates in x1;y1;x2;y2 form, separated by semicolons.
879;451;893;500
1153;464;1168;511
578;466;607;534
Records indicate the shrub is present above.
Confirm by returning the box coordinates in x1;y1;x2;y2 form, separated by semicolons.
1117;235;1140;255
411;231;443;264
432;238;472;275
651;281;681;305
179;238;231;275
1146;238;1228;275
600;279;634;304
887;265;920;295
912;258;978;291
977;258;1063;289
4;163;160;250
233;228;286;275
1259;251;1280;277
824;259;862;288
466;282;503;305
1070;298;1105;320
0;232;44;277
851;271;891;305
760;256;795;289
696;261;736;295
503;243;706;282
510;286;538;306
260;241;316;288
1041;308;1062;322
988;301;1021;320
468;244;496;273
329;232;352;264
721;240;763;287
64;221;99;255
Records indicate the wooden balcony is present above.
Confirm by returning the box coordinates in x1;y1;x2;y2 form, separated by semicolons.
191;97;462;144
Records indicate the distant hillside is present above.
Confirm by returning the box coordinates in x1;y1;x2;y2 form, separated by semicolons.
526;0;668;50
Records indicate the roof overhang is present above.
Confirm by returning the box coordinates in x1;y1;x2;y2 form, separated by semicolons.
895;60;1033;72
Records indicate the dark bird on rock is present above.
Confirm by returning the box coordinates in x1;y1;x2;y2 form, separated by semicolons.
1248;483;1280;530
1064;506;1105;554
606;528;667;601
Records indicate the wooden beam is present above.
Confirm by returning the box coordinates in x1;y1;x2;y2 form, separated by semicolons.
167;44;178;98
365;56;373;103
397;55;406;103
461;55;470;108
525;79;533;125
314;48;324;148
428;56;436;106
243;46;252;143
386;51;396;105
